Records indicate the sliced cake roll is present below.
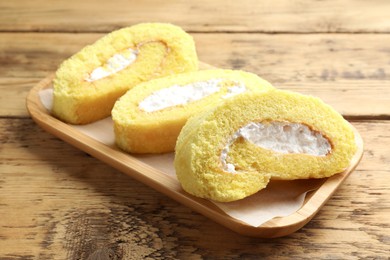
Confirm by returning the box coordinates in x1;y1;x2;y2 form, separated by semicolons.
52;23;198;124
111;69;274;154
174;90;357;202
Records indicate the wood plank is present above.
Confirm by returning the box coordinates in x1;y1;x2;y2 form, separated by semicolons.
1;33;389;118
0;118;389;258
1;0;390;33
0;78;39;116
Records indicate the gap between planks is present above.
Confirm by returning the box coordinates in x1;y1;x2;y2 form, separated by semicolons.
1;30;390;34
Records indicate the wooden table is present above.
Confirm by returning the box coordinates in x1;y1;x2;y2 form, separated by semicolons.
1;1;389;259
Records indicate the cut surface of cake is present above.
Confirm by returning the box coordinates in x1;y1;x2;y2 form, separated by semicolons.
112;69;274;153
174;90;357;202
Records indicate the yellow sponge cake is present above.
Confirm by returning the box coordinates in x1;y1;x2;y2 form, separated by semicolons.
174;90;357;202
112;69;274;154
52;23;198;124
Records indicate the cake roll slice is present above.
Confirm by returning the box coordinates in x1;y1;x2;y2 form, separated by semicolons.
52;23;198;124
112;69;274;154
175;90;357;202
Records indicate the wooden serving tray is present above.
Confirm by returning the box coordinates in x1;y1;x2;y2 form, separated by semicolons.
26;70;364;238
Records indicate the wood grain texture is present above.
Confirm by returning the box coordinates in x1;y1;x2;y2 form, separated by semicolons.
0;119;389;259
1;33;390;118
1;0;390;33
1;1;389;258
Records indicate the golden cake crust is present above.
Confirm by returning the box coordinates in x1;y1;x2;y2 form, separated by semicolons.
52;23;198;124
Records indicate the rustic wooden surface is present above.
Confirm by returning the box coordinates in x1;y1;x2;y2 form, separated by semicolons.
0;0;389;259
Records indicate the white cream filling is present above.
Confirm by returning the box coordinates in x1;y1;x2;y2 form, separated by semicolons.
221;122;332;173
138;79;246;112
222;84;247;99
85;48;138;82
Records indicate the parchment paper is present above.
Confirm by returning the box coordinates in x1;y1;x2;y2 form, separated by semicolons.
39;88;321;227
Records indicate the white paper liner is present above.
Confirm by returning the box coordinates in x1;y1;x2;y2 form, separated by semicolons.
39;88;320;227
